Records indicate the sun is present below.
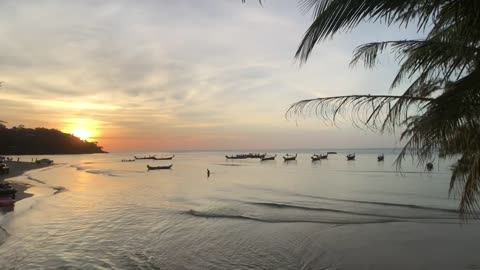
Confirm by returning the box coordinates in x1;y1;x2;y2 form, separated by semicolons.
72;127;92;141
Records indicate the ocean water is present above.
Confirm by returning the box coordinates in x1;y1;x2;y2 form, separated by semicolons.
0;149;479;269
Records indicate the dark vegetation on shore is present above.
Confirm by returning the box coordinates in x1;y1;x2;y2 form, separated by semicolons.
0;125;106;155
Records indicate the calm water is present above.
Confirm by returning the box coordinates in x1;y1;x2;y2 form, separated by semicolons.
0;149;479;269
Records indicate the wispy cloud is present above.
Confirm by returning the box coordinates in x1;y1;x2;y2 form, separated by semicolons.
0;0;419;150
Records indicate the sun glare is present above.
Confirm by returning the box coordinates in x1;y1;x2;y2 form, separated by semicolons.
72;127;92;141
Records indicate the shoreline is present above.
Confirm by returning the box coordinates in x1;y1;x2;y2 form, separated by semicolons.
0;161;53;202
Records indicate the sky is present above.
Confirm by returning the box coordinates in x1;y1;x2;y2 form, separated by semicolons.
0;0;422;151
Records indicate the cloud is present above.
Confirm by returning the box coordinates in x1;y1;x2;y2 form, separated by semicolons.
0;0;418;150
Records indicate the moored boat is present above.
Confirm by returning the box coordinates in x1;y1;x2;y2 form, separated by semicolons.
147;164;173;170
283;153;297;161
320;153;328;159
226;153;266;159
377;154;384;162
347;153;356;161
311;154;321;161
426;162;434;171
153;155;175;160
135;155;156;160
261;155;276;161
0;163;9;174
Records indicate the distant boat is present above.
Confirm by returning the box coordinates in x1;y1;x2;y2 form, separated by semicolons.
377;154;384;162
320;153;328;159
147;164;173;170
153;155;175;160
261;155;276;161
135;155;156;160
121;159;135;162
426;162;434;171
283;153;297;161
226;153;266;159
311;154;321;161
327;151;337;154
347;153;356;161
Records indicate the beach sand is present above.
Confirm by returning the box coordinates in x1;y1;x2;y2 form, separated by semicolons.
0;161;52;201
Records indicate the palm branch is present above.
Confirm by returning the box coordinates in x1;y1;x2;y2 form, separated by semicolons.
288;0;480;216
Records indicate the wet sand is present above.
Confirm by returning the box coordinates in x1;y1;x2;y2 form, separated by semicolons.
0;161;52;201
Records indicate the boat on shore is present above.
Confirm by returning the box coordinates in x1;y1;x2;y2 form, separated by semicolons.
283;154;297;161
153;155;175;160
135;155;156;160
347;153;356;161
261;155;276;161
147;164;173;170
0;197;14;207
0;183;17;199
377;154;384;162
35;158;53;164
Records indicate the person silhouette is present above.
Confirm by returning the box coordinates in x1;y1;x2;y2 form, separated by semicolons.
207;169;210;178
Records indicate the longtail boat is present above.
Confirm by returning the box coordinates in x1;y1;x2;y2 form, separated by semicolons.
347;153;356;161
261;155;276;161
135;155;156;160
154;155;175;160
147;164;173;170
283;153;297;161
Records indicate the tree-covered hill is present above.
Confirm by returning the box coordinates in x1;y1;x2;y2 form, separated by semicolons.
0;125;107;155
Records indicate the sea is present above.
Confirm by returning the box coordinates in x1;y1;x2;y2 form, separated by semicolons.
0;149;479;270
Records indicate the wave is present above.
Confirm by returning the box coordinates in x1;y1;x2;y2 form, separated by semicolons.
185;210;399;225
216;163;249;167
298;195;459;213
248;202;458;220
52;186;67;195
0;225;9;246
26;175;46;184
336;169;444;175
25;175;67;195
71;164;86;171
85;170;120;177
231;185;459;214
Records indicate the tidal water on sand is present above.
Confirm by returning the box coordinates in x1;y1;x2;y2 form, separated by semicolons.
0;150;479;269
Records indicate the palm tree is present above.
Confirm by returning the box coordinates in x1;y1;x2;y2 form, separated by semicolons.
241;0;480;216
284;0;480;217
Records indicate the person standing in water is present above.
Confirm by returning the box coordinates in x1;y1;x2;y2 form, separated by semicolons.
207;169;210;178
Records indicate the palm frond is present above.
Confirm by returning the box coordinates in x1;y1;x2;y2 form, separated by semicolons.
295;0;446;62
286;94;433;131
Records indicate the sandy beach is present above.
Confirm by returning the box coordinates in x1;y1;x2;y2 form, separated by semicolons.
0;161;52;201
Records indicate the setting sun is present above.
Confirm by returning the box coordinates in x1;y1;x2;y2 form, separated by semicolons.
72;127;92;140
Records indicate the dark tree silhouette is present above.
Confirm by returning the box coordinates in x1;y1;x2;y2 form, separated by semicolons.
0;126;107;155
